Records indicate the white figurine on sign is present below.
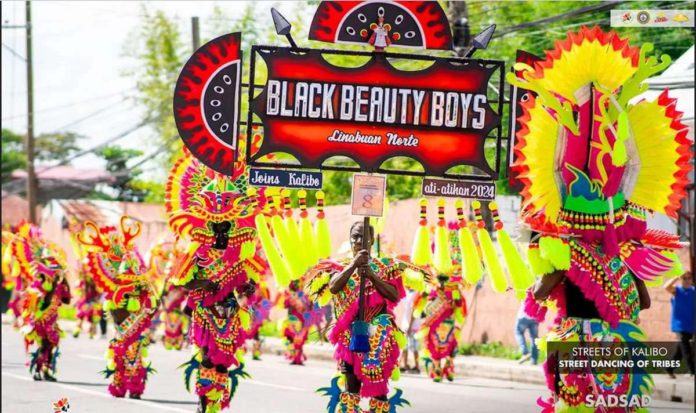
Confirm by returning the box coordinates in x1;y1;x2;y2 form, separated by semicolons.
369;15;392;51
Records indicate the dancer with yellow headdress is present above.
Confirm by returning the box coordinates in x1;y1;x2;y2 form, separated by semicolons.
508;26;691;412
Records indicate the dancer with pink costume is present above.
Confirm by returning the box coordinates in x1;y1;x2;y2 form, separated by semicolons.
78;217;157;399
166;152;265;413
509;26;691;412
308;220;417;413
13;222;71;381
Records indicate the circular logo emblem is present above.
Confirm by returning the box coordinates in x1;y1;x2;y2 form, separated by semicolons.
637;11;650;24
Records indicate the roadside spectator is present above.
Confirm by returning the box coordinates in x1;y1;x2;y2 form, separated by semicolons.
515;302;539;365
664;271;695;378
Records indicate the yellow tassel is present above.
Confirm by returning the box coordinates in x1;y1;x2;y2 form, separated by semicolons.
391;366;401;381
395;330;407;349
456;199;483;284
255;214;291;288
489;201;534;295
411;198;432;266
314;191;332;259
317;289;332;307
271;214;304;279
298;190;319;268
472;201;507;293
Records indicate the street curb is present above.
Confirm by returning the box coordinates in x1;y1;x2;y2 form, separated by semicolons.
260;337;695;405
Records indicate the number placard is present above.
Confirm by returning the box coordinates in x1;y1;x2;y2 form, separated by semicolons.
351;174;386;217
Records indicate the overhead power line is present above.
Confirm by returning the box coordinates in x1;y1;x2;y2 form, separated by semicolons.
494;1;627;39
1;41;26;61
2;88;136;121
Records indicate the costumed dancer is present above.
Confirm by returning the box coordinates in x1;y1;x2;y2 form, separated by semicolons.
69;225;103;339
508;26;691;412
166;152;263;413
245;276;271;360
417;199;468;383
307;220;417;413
14;223;71;381
4;224;35;329
78;217;157;399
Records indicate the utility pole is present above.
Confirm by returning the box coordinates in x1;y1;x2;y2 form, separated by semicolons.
191;16;200;51
25;0;37;223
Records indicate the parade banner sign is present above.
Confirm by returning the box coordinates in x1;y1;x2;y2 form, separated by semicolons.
422;178;496;200
248;46;503;178
248;168;323;189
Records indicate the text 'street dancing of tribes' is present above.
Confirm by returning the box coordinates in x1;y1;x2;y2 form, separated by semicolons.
2;2;692;413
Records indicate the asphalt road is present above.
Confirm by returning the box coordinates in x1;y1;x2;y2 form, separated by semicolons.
1;323;692;413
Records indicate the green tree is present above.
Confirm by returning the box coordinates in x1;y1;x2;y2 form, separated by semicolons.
1;129;26;183
92;145;147;202
34;131;82;163
123;6;186;166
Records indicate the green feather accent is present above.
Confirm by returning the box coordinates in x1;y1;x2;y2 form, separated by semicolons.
527;247;555;276
539;237;570;270
126;298;140;312
612;111;630;166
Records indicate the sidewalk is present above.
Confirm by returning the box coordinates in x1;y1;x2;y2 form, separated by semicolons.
261;336;695;405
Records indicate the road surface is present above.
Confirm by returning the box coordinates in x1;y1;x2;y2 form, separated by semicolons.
1;323;691;413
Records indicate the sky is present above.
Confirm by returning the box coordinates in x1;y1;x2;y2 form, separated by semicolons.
0;1;300;177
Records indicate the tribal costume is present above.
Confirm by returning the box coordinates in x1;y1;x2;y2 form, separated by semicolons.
13;223;71;381
73;273;103;339
145;239;182;346
78;217;157;398
279;279;325;365
4;226;35;329
246;278;271;360
509;26;691;412
166;152;262;413
418;202;469;383
308;255;413;413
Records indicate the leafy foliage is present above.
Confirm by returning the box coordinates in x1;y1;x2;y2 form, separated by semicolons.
1;128;26;183
34;131;82;163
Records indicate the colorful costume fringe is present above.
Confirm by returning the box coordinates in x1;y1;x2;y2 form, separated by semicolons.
508;26;691;413
308;257;416;412
166;151;264;412
78;217;157;397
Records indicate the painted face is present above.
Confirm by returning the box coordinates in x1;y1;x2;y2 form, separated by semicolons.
682;273;693;288
350;222;373;256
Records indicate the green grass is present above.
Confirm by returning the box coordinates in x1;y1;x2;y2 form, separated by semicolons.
459;341;546;361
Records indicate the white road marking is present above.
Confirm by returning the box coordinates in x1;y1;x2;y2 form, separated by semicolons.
1;372;191;413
